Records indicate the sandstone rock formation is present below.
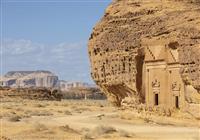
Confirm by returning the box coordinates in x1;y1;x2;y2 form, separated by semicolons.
88;0;200;107
0;71;58;88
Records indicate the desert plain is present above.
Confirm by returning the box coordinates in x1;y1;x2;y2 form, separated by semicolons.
0;96;199;140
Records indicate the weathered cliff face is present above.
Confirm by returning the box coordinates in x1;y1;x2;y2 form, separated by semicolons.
88;0;200;106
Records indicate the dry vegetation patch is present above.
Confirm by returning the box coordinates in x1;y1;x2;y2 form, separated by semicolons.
59;125;80;134
28;110;53;116
1;97;199;140
83;125;135;139
64;110;72;115
84;125;117;139
34;123;49;132
0;136;11;140
8;115;22;122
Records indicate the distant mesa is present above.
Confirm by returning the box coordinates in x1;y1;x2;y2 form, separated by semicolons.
5;70;53;78
0;70;58;88
0;70;91;90
0;71;100;101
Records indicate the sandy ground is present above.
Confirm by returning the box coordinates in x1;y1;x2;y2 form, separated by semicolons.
0;98;199;140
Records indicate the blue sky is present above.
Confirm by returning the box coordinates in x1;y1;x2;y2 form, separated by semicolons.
0;0;111;83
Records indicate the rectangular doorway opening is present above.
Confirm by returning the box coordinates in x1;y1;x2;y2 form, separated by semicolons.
175;96;179;109
155;94;158;106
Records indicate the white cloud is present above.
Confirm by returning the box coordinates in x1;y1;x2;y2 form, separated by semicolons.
2;38;44;55
51;41;86;54
50;41;88;62
1;38;91;82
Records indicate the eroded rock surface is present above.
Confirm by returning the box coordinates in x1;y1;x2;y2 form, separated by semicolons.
88;0;200;106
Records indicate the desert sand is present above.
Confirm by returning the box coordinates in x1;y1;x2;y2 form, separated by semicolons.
0;97;199;140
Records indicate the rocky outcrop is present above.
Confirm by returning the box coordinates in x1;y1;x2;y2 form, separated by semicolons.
1;71;58;88
88;0;200;106
0;87;62;101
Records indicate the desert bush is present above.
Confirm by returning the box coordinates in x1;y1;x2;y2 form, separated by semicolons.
59;125;79;134
1;113;12;118
84;125;117;139
34;123;48;131
24;110;32;115
57;110;63;113
28;110;53;116
10;111;16;115
3;106;12;110
64;110;72;115
144;117;153;123
9;115;21;122
96;114;105;120
94;125;117;135
15;107;24;112
34;123;56;135
53;102;59;106
81;127;90;133
0;136;11;140
73;107;92;114
120;114;133;120
61;102;69;107
118;130;134;138
34;103;47;108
